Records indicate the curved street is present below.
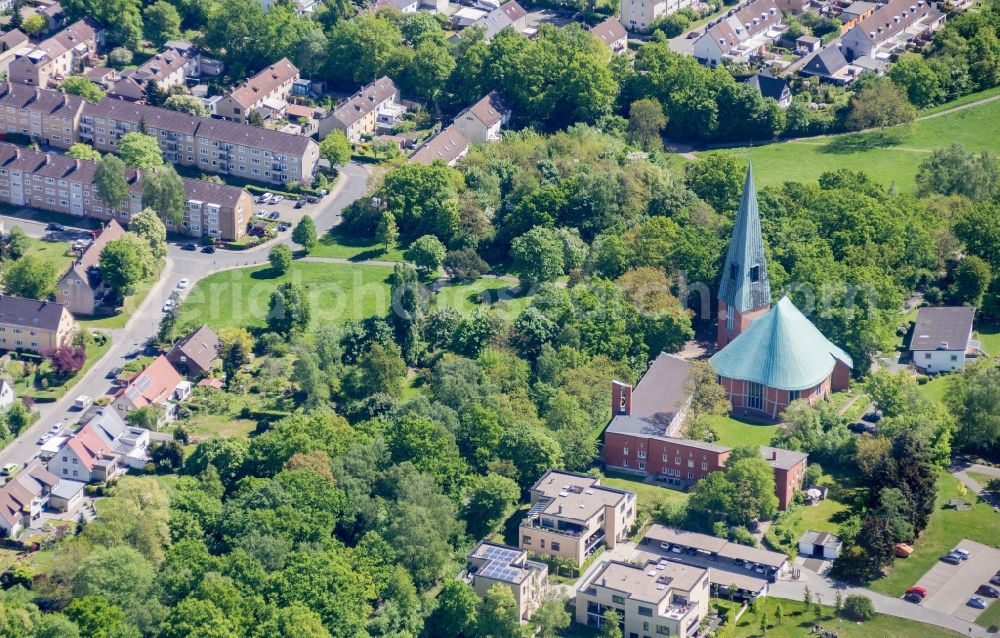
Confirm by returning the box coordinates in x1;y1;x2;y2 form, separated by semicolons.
0;161;371;469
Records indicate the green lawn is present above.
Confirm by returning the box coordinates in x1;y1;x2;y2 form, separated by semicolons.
974;323;1000;356
729;598;962;638
601;471;690;510
920;86;1000;115
916;374;952;405
9;333;111;401
869;472;1000;596
78;262;165;330
183;413;257;441
433;278;532;321
703;414;778;448
177;260;396;331
703;97;1000;191
967;471;998;489
0;237;74;278
977;596;1000;629
311;225;407;263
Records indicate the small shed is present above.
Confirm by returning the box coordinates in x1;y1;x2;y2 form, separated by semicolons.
796;35;821;52
798;530;842;559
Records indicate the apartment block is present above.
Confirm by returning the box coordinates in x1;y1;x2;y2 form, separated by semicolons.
0;81;84;149
0;142;251;240
464;541;548;621
841;0;944;61
110;47;195;101
519;470;636;567
0;294;75;353
8;19;99;88
0;30;29;76
621;0;695;33
216;58;299;124
79;98;320;186
576;559;710;637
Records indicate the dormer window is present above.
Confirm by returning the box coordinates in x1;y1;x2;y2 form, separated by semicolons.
750;265;760;283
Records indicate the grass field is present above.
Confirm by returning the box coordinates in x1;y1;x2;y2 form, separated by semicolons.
311;225;407;263
602;471;690;510
0;237;74;278
704;97;1000;191
977;596;1000;629
729;598;962;638
178;261;396;331
916;374;952;405
870;472;1000;596
433;277;532;321
703;414;778;448
968;471;999;489
974;323;1000;356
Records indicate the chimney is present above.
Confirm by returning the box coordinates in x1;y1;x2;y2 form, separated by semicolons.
557;504;563;514
771;450;778;460
612;380;632;416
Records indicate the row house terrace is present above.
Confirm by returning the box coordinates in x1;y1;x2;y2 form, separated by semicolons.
0;81;84;149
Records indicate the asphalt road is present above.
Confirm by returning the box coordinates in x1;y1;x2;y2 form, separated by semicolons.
0;161;371;470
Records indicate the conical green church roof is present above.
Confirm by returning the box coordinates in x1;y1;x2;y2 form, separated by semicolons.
709;296;853;391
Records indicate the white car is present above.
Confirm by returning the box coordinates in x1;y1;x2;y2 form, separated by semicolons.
36;432;52;445
49;422;63;435
273;195;284;202
953;548;971;560
177;278;189;289
162;300;175;312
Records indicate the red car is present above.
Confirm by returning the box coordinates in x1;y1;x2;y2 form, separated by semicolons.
907;586;928;599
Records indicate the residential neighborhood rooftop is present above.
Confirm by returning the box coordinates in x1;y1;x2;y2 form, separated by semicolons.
910;306;976;351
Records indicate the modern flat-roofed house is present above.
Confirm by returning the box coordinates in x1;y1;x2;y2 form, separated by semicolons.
841;0;944;61
909;306;978;373
109;48;195;101
692;0;785;66
0;81;85;149
0;29;29;75
464;541;548;621
112;355;191;426
167;324;220;377
0;142;251;240
454;92;508;144
216;58;299;124
591;17;628;53
576;558;710;636
519;469;636;567
745;70;791;108
409;124;470;167
318;77;400;143
8;19;99;88
0;459;59;538
56;219;126;315
0;295;75;352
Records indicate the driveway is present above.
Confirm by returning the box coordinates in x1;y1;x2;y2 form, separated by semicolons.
0;161;372;471
915;540;1000;622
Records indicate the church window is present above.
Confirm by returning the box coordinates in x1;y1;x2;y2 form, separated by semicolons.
730;263;738;280
750;265;760;282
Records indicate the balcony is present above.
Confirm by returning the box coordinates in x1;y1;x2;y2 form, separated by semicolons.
584;529;606;554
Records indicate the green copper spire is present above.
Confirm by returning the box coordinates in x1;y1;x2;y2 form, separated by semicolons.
718;163;770;313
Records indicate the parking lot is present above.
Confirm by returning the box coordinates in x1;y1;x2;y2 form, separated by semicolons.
913;540;1000;622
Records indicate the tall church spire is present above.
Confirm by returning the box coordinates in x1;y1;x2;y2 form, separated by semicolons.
719;163;770;313
716;163;771;347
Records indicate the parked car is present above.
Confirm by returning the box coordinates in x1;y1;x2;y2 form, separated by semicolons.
256;210;268;218
849;422;877;434
863;410;883;423
162;300;175;312
904;592;922;604
294;199;305;209
46;223;65;232
687;30;701;38
73;395;92;411
940;553;962;565
106;367;122;380
968;597;987;609
670;545;683;554
182;243;198;251
273;195;284;202
990;575;1000;587
1;463;18;476
976;585;999;598
953;548;971;560
906;586;928;599
201;245;216;254
278;224;290;232
36;433;52;445
269;211;280;220
49;422;64;435
177;278;189;289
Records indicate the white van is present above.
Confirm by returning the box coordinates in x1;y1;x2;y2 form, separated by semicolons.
477;0;501;9
73;395;92;411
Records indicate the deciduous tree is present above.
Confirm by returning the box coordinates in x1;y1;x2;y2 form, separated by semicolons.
3;254;57;299
95;155;129;211
61;76;106;103
292;216;317;253
120;132;164;169
141;164;186;226
268;244;293;275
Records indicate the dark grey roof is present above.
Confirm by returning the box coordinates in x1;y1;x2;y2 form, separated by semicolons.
0;82;84;118
0;296;67;331
800;530;842;548
802;46;848;77
718;164;770;313
746;72;788;102
170;324;220;371
761;445;808;470
910;306;975;351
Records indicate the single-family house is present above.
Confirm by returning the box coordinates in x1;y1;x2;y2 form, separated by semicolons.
113;355;190;426
167;324;220;377
798;530;842;559
0;459;59;538
319;77;401;143
470;0;527;40
910;305;978;373
8;19;99;88
454;92;508;144
621;0;696;33
47;407;150;482
109;47;195;101
409;124;470;167
800;46;865;84
56;219;127;316
745;70;792;108
0;29;28;75
591;17;628;53
216;58;299;124
0;379;15;411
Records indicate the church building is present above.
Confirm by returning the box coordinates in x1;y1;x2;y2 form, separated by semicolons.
709;165;853;420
